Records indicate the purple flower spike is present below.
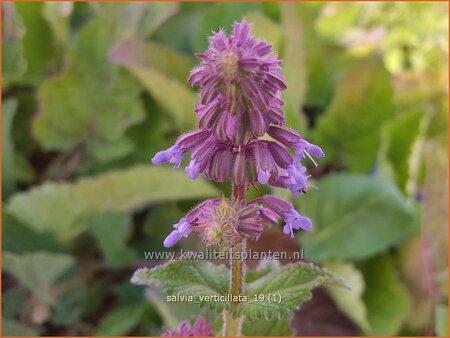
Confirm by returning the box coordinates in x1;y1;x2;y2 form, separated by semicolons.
188;20;286;142
161;316;214;336
163;218;191;248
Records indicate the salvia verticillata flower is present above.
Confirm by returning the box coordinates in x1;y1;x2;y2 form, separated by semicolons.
152;20;322;245
188;19;286;144
163;195;312;247
161;316;214;336
151;20;323;197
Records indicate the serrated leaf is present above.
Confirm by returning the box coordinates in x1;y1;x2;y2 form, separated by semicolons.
313;57;396;172
7;166;218;241
323;260;370;333
3;251;74;304
362;255;411;335
131;260;230;311
234;262;347;320
298;174;419;262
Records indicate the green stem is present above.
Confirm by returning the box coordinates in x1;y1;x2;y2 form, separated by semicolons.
223;240;246;336
223;184;247;336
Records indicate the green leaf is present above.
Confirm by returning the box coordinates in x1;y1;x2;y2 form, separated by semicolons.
110;39;193;83
109;40;196;130
280;2;307;131
16;2;58;83
298;174;419;262
2;211;64;254
7;166;217;241
2;318;39;336
2;99;18;198
242;316;292;336
362;255;411;335
436;304;448;336
245;259;281;284
313;57;396;172
3;251;74;304
33;18;145;163
2;3;26;86
323;260;370;333
86;213;136;266
234;262;348;320
380;110;424;191
131;260;230;311
94;304;145;336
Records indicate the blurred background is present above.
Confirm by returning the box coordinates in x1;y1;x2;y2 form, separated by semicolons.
1;1;448;336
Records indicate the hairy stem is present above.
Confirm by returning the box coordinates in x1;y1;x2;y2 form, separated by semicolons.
223;184;247;336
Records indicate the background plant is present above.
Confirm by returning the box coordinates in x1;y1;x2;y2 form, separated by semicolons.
2;2;448;336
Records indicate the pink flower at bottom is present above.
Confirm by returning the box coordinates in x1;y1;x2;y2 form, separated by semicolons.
161;316;214;336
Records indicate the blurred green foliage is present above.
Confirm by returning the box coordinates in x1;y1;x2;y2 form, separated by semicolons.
2;2;448;336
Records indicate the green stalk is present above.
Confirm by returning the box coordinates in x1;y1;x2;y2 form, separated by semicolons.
223;185;247;336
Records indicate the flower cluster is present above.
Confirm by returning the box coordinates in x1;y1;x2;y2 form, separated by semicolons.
164;195;311;248
151;20;323;248
152;20;323;196
161;316;214;336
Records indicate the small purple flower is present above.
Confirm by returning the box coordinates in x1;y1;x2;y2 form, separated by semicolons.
151;130;211;168
268;125;324;166
251;195;313;237
162;197;267;248
152;145;183;168
161;316;214;336
163;218;191;248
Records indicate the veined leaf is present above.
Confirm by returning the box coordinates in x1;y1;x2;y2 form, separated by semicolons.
234;262;348;320
131;260;230;311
